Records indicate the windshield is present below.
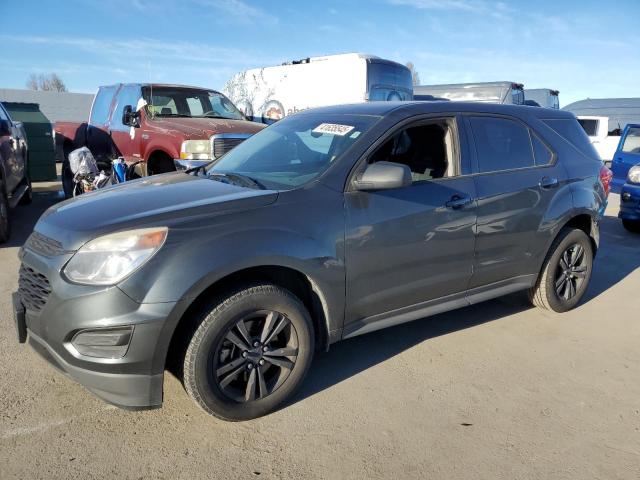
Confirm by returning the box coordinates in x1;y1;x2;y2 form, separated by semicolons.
205;114;379;190
367;61;413;101
142;87;245;120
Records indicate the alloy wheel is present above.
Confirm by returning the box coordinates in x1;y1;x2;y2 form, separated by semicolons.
212;310;299;403
554;243;588;301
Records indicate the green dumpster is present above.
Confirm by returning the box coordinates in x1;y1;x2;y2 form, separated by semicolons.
2;102;57;181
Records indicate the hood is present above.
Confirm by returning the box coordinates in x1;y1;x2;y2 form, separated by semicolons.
147;117;265;140
36;173;278;250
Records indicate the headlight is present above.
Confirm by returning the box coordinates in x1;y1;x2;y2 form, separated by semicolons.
63;228;168;285
180;140;211;160
627;165;640;184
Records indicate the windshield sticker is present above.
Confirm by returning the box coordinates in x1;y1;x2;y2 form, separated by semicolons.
312;123;355;136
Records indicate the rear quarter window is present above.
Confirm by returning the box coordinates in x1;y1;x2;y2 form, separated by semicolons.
543;118;600;160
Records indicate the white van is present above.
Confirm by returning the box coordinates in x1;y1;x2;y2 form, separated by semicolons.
223;53;413;123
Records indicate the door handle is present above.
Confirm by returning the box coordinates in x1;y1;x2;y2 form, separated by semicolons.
539;176;559;189
445;195;472;209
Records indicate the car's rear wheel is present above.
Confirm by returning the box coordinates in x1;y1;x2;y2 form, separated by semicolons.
183;284;314;421
0;181;10;243
529;227;593;313
622;219;640;234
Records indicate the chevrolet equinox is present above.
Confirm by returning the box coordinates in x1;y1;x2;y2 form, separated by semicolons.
13;102;611;420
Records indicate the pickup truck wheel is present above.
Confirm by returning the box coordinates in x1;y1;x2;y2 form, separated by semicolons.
19;174;32;205
0;183;10;243
529;228;593;313
62;160;74;199
183;284;314;421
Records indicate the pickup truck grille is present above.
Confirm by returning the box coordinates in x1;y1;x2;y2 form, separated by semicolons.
211;134;251;159
25;231;65;257
18;265;52;313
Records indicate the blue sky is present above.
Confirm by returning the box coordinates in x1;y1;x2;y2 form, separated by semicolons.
1;0;638;106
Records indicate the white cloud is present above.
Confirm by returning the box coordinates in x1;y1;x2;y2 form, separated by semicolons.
193;0;278;25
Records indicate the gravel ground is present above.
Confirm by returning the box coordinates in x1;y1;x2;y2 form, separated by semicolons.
1;187;638;480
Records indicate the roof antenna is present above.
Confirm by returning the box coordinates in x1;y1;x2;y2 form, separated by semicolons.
147;60;153;118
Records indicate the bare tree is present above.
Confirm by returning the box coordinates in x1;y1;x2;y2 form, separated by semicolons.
25;73;68;92
405;62;420;86
26;74;39;90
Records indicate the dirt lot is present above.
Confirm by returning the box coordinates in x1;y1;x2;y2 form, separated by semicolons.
1;185;638;480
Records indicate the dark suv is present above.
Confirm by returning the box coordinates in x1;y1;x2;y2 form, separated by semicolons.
13;101;610;420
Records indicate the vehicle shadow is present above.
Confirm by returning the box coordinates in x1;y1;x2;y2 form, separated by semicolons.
582;214;640;302
0;191;62;249
291;297;530;407
291;212;640;407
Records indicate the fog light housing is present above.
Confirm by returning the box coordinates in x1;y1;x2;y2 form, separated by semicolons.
71;326;133;358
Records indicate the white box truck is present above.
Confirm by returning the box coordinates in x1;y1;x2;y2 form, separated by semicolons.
223;53;413;123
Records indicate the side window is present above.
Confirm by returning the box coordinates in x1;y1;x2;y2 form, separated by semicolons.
368;120;457;183
148;95;178;116
111;85;142;130
469;116;534;172
621;127;640;154
89;86;116;126
0;105;9;121
577;119;598;137
532;134;554;165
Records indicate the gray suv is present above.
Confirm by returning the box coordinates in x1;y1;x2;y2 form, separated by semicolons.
13;101;610;420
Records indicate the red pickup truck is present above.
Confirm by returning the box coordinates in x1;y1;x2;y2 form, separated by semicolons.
55;83;264;197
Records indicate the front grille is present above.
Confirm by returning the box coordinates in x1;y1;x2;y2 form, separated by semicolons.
18;265;52;313
25;231;64;257
212;135;250;158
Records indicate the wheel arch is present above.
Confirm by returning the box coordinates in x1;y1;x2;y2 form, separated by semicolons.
146;148;176;175
163;264;331;374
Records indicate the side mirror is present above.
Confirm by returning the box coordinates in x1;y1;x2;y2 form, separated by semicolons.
353;161;412;191
0;119;11;136
122;105;140;127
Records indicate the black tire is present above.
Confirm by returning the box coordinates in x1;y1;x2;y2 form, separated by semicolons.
0;181;10;243
183;284;314;421
62;160;74;199
529;228;593;313
622;219;640;234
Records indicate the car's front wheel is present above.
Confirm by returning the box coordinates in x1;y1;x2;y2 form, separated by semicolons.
183;284;314;421
529;227;594;312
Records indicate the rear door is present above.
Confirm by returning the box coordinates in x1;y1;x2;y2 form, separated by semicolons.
465;114;564;289
86;86;117;163
109;85;143;162
611;125;640;192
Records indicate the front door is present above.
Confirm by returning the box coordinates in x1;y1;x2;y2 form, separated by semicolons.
611;124;640;192
344;116;477;335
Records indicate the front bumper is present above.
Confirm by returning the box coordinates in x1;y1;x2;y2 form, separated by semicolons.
15;246;181;409
619;182;640;221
